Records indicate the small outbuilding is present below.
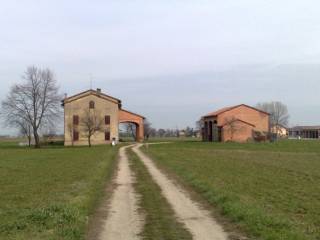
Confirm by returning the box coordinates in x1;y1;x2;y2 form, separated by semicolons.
289;126;320;139
202;104;270;142
271;124;288;138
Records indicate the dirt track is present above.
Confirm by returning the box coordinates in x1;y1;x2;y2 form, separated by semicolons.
96;144;228;240
132;144;228;240
98;145;143;240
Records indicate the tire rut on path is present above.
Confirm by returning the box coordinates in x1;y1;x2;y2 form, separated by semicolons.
98;145;143;240
132;144;228;240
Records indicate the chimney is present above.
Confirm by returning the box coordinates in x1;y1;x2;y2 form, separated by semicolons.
64;93;67;99
96;88;101;93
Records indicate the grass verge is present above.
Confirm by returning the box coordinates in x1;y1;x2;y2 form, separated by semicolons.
143;141;320;240
128;148;192;240
0;143;119;240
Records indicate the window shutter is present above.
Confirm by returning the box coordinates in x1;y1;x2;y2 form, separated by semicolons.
73;115;79;125
73;130;79;141
105;131;110;141
105;115;110;125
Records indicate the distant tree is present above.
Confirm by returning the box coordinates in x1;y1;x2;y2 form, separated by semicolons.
158;129;166;137
81;109;104;147
143;119;152;140
256;101;289;138
126;123;136;140
149;128;157;137
1;66;62;148
185;126;194;137
196;118;204;139
196;119;204;131
175;127;180;138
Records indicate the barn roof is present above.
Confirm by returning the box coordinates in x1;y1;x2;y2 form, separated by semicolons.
120;109;146;119
203;104;270;118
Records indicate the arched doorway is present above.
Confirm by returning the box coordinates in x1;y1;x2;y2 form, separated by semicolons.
119;109;144;142
119;122;139;142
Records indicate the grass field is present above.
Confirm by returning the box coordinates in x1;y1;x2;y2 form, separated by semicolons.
0;142;118;240
128;149;192;240
143;140;320;240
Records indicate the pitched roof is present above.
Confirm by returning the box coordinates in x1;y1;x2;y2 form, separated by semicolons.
203;104;270;118
120;109;146;119
62;89;121;106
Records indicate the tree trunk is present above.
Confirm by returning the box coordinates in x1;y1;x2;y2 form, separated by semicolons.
34;130;40;148
88;136;91;147
28;126;32;147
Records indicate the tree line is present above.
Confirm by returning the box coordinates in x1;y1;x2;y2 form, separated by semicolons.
143;120;198;140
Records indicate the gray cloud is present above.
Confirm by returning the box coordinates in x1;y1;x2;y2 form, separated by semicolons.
1;1;320;134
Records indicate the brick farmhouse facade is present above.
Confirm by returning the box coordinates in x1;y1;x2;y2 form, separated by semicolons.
202;104;270;142
62;89;144;146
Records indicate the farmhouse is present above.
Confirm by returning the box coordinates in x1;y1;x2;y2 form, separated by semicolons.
202;104;270;142
271;124;288;138
62;89;145;146
288;126;320;139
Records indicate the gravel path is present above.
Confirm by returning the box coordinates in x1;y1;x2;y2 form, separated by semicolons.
132;144;228;240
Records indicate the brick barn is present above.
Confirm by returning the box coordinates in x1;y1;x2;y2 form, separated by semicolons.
202;104;270;142
62;89;145;146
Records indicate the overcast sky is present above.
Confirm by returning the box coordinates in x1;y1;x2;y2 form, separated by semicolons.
1;0;320;134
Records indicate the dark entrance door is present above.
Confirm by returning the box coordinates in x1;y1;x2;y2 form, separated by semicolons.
204;122;208;141
218;127;222;142
208;121;213;141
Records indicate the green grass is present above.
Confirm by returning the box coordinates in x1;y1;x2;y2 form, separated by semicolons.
143;140;320;240
145;137;200;143
128;149;192;240
0;143;119;240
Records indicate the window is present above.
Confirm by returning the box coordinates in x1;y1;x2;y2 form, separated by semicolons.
73;115;79;125
73;130;79;141
89;101;95;109
105;131;110;141
105;115;110;125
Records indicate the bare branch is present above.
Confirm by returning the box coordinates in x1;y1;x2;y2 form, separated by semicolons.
80;108;104;147
0;66;62;148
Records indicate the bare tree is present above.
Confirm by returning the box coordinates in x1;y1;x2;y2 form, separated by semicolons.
143;119;152;140
81;109;104;147
196;118;205;139
126;123;136;140
158;129;166;137
1;66;62;148
224;117;243;141
256;101;289;137
196;118;204;132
